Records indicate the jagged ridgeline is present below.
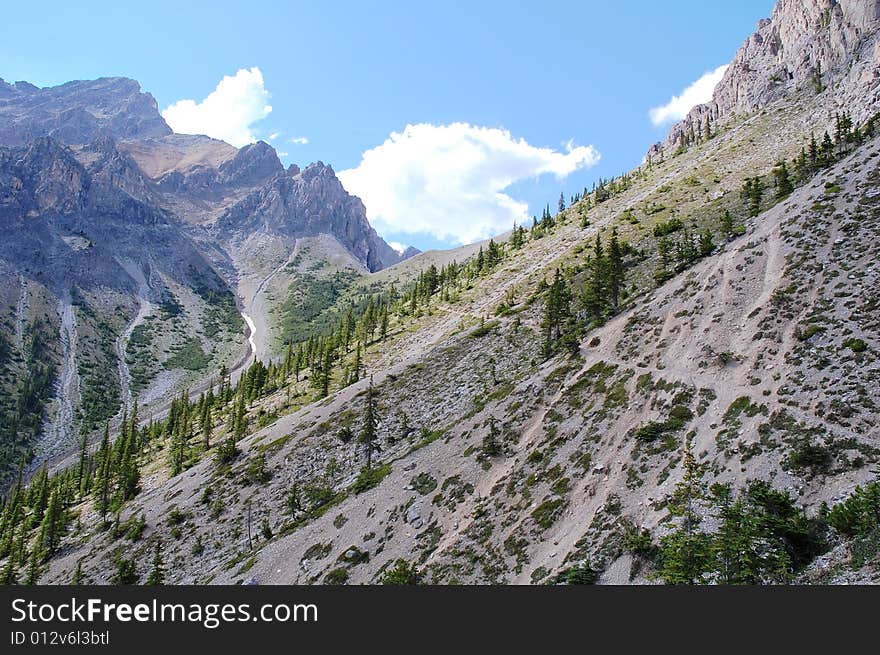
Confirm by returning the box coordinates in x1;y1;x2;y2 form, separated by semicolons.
2;0;880;586
0;75;418;486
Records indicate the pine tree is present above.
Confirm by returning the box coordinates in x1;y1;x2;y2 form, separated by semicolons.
773;160;793;199
76;430;89;496
698;228;715;257
146;540;165;585
709;483;760;584
94;424;112;523
655;235;673;284
0;543;18;584
481;417;502;457
202;400;213;450
72;560;83;584
820;130;834;165
607;227;624;310
113;553;138;585
585;234;607;320
742;177;764;216
379;305;389;341
286;483;303;516
808;131;818;169
38;488;65;556
657;443;712;584
25;532;43;585
359;377;380;469
541;269;572;359
720;210;735;241
812;61;824;93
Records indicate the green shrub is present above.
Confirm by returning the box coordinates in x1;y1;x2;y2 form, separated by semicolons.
411;473;438;495
653;217;684;237
532;498;565;529
380;559;423;585
555;562;597;585
351;464;392;495
826;482;880;537
324;567;349;585
843;338;867;353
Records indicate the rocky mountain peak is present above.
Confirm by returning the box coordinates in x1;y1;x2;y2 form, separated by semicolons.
217;140;283;186
0;76;172;147
215;157;414;272
651;0;880;155
300;160;336;181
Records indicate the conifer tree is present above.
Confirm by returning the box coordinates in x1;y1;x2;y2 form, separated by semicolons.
742;177;764;216
584;234;607;320
657;443;712;584
720;210;735;241
773;160;793;198
698;228;715;257
38;488;65;556
655;235;673;284
808;131;818;169
146;540;165;585
76;431;89;495
541;269;572;359
359;377;379;470
94;424;112;523
202;400;213;450
72;560;83;585
25;532;42;585
607;227;624;310
820;130;834;165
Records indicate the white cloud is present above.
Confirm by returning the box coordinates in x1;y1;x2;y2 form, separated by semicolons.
649;64;729;126
338;122;599;245
388;241;408;255
268;132;281;141
290;136;309;145
162;67;273;147
276;151;289;158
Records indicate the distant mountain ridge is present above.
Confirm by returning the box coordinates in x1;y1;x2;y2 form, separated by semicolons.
0;75;417;475
0;75;415;273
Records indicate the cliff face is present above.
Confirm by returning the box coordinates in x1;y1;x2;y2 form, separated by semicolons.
0;136;222;297
0;76;414;273
652;0;880;154
216;161;411;272
0;77;173;146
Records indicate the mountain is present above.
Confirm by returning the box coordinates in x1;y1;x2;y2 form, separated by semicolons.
3;0;880;586
0;77;172;146
0;76;416;483
650;0;880;156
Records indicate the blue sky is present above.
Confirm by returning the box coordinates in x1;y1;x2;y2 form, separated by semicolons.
1;0;775;251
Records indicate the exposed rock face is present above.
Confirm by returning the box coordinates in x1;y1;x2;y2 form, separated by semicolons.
0;77;172;146
0;136;222;298
216;161;409;272
0;76;415;279
650;0;880;156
